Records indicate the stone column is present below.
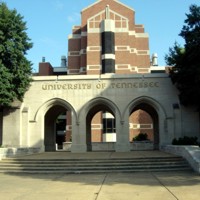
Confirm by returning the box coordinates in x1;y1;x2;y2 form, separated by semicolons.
71;112;87;153
115;111;130;152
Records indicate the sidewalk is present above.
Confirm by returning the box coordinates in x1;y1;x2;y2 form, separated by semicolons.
0;151;199;199
0;171;200;200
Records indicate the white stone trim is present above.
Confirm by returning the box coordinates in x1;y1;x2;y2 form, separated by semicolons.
80;49;86;54
115;46;149;55
87;28;101;33
102;54;116;60
87;46;101;51
87;8;128;23
103;112;114;119
115;28;129;32
88;27;130;33
82;0;134;13
68;34;81;39
33;73;169;81
79;67;86;73
116;65;137;72
87;65;101;70
91;124;103;130
116;64;130;69
136;50;150;56
67;69;80;75
129;123;153;129
81;32;87;37
87;8;129;32
150;66;166;71
68;49;86;56
100;19;115;32
87;9;105;22
68;51;80;56
129;31;149;38
115;46;129;51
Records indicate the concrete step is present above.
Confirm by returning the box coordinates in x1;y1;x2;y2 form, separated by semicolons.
0;156;192;174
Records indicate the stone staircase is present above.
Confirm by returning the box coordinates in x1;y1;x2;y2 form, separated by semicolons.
0;155;192;174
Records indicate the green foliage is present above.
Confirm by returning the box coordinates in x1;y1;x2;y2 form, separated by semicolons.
172;136;199;146
165;4;200;109
133;133;148;141
0;2;33;108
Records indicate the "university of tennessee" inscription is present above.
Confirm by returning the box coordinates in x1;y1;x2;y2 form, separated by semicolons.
42;81;159;90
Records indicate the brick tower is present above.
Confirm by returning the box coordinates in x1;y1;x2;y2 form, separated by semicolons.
68;0;150;75
67;0;153;143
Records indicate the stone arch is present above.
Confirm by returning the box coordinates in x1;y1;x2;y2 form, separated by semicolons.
124;96;167;149
79;97;121;121
31;98;77;152
33;98;77;122
124;96;167;119
79;97;122;151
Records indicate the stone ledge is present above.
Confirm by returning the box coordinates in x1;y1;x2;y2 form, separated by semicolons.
0;147;42;160
63;142;154;151
131;141;154;151
162;145;200;174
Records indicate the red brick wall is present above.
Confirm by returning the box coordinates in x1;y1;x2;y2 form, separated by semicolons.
91;112;102;142
129;110;154;141
38;62;53;76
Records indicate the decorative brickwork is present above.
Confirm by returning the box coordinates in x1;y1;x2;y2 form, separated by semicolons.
68;0;150;75
67;0;152;143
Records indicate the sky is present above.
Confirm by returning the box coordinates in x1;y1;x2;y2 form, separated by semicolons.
3;0;200;72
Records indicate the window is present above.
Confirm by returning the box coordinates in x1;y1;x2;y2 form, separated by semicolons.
103;118;116;133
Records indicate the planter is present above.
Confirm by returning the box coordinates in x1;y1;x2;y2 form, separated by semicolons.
130;141;154;150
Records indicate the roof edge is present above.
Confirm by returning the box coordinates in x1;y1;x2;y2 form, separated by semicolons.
81;0;134;13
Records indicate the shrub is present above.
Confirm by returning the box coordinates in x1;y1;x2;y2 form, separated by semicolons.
172;136;199;145
133;133;148;141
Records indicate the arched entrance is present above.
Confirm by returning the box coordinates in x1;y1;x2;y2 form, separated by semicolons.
42;99;75;152
44;105;70;151
128;97;161;150
86;104;116;151
129;109;154;142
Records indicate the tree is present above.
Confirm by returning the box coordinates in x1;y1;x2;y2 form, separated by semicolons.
0;2;33;108
165;4;200;109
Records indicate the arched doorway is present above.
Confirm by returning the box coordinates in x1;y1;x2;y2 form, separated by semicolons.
129;102;159;150
129;109;154;142
86;103;116;152
44;105;72;152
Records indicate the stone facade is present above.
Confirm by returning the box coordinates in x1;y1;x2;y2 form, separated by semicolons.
1;74;200;152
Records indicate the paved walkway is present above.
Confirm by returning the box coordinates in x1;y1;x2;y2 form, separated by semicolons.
0;171;200;200
0;151;200;200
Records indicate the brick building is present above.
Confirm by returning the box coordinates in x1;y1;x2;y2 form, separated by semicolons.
68;0;150;75
39;0;155;147
68;0;155;145
2;0;199;153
